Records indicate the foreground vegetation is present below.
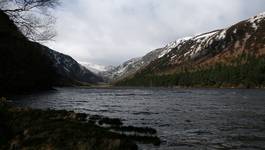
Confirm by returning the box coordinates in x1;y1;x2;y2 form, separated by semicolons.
0;98;160;150
116;54;265;88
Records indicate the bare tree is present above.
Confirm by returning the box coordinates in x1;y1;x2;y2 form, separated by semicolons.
0;0;60;42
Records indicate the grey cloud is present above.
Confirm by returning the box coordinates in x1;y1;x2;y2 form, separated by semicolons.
46;0;265;65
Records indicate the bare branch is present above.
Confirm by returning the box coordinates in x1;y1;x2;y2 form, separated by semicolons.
0;0;60;42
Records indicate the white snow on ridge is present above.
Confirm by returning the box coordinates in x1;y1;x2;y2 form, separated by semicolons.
181;12;265;59
165;37;192;48
157;31;221;60
158;37;192;58
249;12;265;23
248;12;265;30
171;12;265;59
170;28;229;59
182;30;222;58
194;31;218;40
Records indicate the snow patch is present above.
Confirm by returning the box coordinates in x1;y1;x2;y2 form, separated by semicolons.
171;55;177;60
216;29;227;40
233;29;237;34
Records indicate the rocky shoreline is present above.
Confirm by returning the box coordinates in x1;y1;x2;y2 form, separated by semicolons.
0;98;160;150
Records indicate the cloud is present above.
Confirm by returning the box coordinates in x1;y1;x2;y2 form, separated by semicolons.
45;0;265;65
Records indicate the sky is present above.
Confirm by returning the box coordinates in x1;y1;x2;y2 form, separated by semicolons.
46;0;265;66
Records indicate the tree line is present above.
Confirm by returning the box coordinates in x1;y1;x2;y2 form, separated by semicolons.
116;53;265;88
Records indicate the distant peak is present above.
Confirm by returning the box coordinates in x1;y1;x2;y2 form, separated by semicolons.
79;61;107;73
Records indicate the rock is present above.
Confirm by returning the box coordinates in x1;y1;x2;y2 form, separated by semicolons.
10;136;21;150
0;97;7;105
75;113;88;121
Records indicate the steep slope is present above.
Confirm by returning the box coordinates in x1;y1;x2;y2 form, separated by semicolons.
0;10;102;94
116;12;265;87
44;48;103;84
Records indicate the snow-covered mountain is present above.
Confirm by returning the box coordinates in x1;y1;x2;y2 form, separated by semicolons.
113;12;265;85
102;37;192;81
101;57;141;80
79;61;109;74
142;12;265;71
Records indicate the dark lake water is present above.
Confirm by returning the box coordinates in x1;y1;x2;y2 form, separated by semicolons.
11;87;265;150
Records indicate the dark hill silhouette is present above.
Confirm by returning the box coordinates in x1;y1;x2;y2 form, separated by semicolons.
0;10;102;95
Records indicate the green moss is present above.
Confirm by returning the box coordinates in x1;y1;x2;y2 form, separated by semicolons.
0;104;161;150
0;105;137;150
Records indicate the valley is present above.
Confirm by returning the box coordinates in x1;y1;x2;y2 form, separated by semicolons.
1;2;265;149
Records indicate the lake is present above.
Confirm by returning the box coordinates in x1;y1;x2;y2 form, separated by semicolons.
11;87;265;150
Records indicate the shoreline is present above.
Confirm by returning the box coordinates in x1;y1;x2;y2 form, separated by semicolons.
64;84;265;90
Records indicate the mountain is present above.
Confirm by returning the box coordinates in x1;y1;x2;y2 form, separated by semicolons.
43;49;103;84
115;12;265;88
0;10;102;94
103;38;191;81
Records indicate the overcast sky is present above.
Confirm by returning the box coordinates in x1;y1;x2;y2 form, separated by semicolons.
45;0;265;66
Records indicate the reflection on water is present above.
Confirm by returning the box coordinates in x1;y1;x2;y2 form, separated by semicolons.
12;87;265;150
